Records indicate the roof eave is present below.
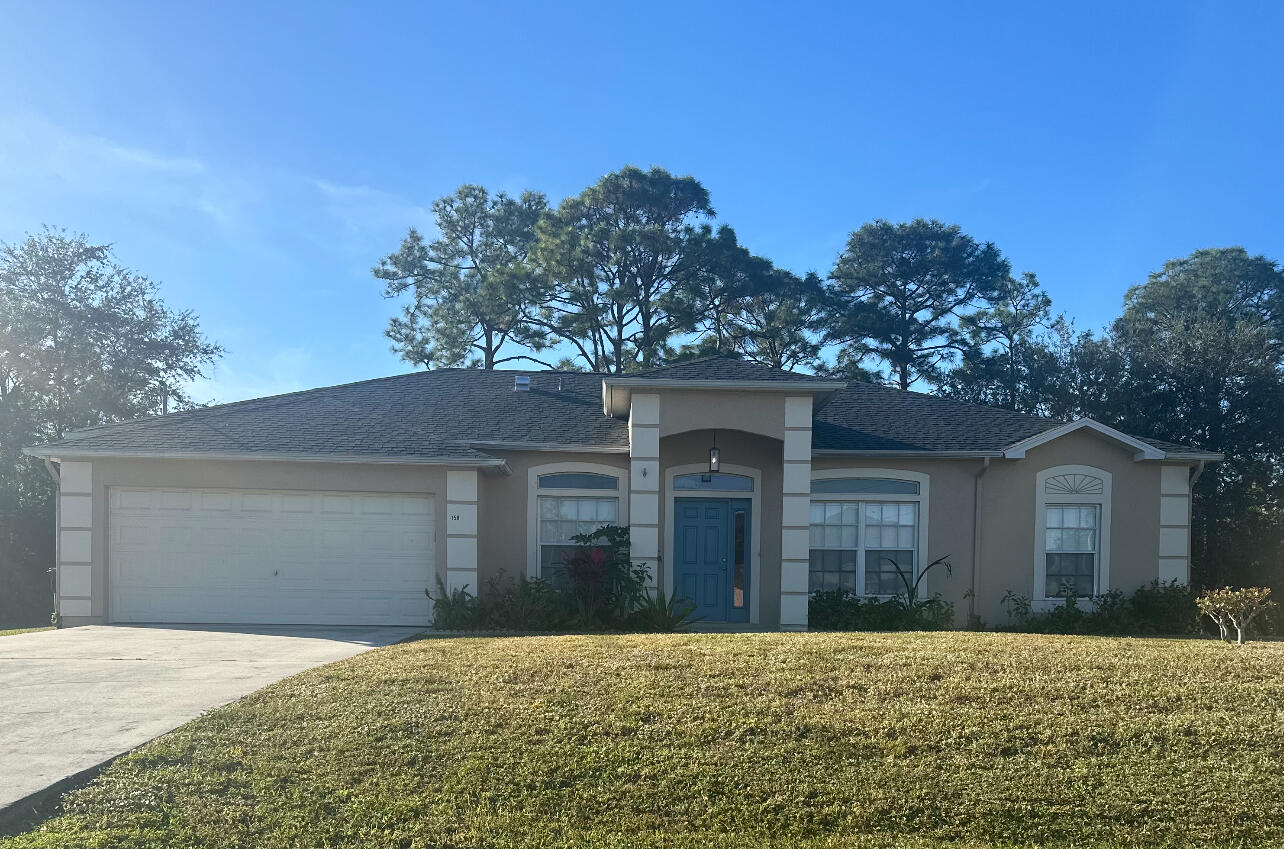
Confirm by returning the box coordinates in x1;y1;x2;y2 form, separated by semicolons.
1159;451;1224;462
462;440;631;454
23;446;509;468
811;449;1005;459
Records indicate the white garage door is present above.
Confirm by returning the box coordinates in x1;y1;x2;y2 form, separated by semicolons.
108;487;435;625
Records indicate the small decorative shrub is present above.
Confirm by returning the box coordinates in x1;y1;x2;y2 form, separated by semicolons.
1196;586;1275;644
809;553;955;631
810;591;954;631
627;589;702;632
1000;580;1200;636
427;578;481;631
428;525;697;633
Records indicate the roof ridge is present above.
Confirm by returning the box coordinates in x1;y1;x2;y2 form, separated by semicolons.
59;367;614;440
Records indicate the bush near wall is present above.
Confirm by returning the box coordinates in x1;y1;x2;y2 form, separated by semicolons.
809;590;954;631
429;525;699;633
999;580;1201;636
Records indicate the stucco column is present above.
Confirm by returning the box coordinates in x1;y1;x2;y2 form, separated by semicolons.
1158;465;1192;584
780;395;813;630
445;469;479;595
628;393;661;590
57;461;94;620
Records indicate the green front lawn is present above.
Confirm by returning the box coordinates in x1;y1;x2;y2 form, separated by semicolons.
7;632;1284;848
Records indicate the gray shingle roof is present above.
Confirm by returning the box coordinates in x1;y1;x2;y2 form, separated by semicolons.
28;356;1216;461
35;369;626;461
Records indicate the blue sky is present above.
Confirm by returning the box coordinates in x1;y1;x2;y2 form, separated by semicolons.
2;1;1281;402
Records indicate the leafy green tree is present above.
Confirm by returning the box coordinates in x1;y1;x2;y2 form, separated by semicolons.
1043;248;1284;591
682;225;760;355
826;218;1010;390
533;166;714;372
942;272;1057;412
376;185;549;369
732;268;826;371
0;228;221;625
676;227;824;371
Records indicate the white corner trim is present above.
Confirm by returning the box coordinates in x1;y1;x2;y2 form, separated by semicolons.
1034;464;1112;601
526;461;629;580
662;462;763;625
808;468;932;595
1004;419;1165;461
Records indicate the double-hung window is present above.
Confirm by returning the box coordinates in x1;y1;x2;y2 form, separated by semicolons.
1043;505;1099;598
535;472;619;582
1036;466;1111;602
808;475;923;596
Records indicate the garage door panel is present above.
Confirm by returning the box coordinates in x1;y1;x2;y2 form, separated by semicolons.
109;487;434;626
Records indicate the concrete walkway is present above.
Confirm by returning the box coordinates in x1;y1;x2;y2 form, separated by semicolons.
0;624;420;814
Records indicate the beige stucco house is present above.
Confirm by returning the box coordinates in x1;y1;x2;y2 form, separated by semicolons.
25;357;1220;630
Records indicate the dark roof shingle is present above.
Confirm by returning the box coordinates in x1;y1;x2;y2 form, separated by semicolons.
28;356;1216;460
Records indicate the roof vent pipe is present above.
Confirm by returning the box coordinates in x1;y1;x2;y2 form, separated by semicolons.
514;375;531;392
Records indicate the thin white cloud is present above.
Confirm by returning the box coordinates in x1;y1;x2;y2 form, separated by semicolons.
188;347;315;405
0;112;437;404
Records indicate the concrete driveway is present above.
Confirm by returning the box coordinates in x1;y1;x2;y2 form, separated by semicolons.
0;624;420;814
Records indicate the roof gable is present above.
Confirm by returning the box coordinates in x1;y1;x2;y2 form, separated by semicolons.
1002;418;1165;460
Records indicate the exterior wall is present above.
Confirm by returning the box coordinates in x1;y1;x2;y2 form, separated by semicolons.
445;470;479;595
55;461;94;620
474;450;630;590
630;394;661;588
780;396;813;629
57;457;451;626
658;390;787;441
810;455;984;625
977;429;1173;626
51;422;1199;632
658;430;784;628
1158;464;1193;583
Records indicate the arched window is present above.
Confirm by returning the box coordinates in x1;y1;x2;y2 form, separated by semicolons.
673;472;753;492
808;469;929;597
527;463;627;581
1035;465;1112;601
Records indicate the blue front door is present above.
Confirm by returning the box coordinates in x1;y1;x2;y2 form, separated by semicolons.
674;498;751;622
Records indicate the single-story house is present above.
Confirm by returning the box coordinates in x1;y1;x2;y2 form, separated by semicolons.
25;356;1221;630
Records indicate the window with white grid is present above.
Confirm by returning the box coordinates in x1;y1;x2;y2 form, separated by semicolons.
808;500;917;595
1044;505;1099;598
537;496;618;581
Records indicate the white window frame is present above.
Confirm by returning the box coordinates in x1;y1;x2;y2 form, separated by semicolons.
1034;464;1111;606
526;462;628;580
808;469;930;597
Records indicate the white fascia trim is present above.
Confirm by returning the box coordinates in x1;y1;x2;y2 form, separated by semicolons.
23;447;510;469
1003;419;1166;461
811;450;1003;459
1162;451;1224;461
462;441;631;454
602;378;845;391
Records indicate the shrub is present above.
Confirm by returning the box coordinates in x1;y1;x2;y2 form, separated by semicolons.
1196;586;1275;644
428;525;695;633
809;590;954;631
627;589;702;632
999;580;1199;636
427;578;481;631
809;553;955;632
